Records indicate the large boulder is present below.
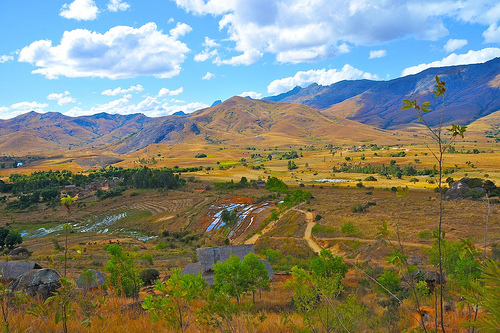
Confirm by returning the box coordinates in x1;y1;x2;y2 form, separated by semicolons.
444;181;470;200
75;269;106;291
9;268;61;300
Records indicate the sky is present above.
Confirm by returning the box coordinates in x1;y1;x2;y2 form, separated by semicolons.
1;0;500;119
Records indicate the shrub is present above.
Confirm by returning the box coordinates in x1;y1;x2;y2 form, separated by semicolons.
195;153;207;158
341;222;359;236
140;268;160;286
364;176;377;181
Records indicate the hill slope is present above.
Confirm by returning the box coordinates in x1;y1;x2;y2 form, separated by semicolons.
265;57;500;129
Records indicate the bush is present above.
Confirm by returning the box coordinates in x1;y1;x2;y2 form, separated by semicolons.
341;222;360;236
195;153;207;158
364;176;377;181
140;268;160;286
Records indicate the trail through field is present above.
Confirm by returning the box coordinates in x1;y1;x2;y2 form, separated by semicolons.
304;222;322;253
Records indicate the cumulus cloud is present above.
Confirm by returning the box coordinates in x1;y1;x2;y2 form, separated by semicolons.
18;22;190;79
0;101;49;118
444;39;468;52
107;0;130;12
202;72;215;80
101;84;143;96
169;22;193;39
174;0;467;64
47;91;76;106
194;49;218;62
203;37;220;48
158;87;183;97
217;49;263;66
0;55;13;63
239;91;262;99
267;65;379;95
402;48;500;76
483;23;500;43
60;0;98;21
64;96;208;117
369;50;387;59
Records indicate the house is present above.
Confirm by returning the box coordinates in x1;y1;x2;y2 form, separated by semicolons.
0;262;42;282
181;244;273;285
251;179;266;189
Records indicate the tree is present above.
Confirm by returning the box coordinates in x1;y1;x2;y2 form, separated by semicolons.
0;228;9;249
402;76;466;332
60;195;77;277
4;230;22;249
142;269;205;332
104;244;142;298
212;253;270;305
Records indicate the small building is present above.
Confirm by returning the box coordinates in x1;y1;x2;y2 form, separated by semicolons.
181;244;273;285
251;179;266;189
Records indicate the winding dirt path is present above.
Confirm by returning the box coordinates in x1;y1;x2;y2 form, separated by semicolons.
304;221;322;253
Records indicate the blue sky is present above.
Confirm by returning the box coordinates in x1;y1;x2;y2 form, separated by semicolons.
1;0;500;119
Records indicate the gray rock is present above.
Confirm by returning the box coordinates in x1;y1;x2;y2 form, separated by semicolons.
9;268;61;299
75;269;106;291
407;255;422;266
444;181;471;200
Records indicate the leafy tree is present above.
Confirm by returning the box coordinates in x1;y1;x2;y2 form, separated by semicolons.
104;244;142;298
221;208;238;227
142;269;205;332
265;177;288;192
212;253;270;305
4;230;22;249
60;195;76;277
0;228;9;249
402;76;466;332
462;260;500;332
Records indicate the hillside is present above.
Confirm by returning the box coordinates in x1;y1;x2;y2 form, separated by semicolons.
113;96;403;154
265;57;500;129
0;112;151;154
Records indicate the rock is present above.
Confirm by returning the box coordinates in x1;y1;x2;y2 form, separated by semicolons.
444;301;455;312
75;269;106;291
9;247;30;258
444;181;470;200
9;268;61;300
407;255;422;266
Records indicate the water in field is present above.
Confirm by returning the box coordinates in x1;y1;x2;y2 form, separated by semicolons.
315;178;350;183
25;212;129;238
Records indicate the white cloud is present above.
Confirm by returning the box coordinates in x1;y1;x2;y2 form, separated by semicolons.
402;48;500;76
194;49;218;62
18;23;190;79
0;103;49;119
107;0;130;12
444;39;468;52
175;0;461;64
158;87;184;97
483;23;500;43
267;65;379;95
369;50;387;59
60;0;98;21
202;72;215;80
64;96;208;117
169;22;193;39
217;49;263;66
0;55;13;63
47;91;76;106
203;37;220;48
101;84;143;96
174;0;234;15
239;91;262;99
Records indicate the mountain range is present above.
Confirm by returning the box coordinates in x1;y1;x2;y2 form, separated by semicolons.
1;58;499;155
